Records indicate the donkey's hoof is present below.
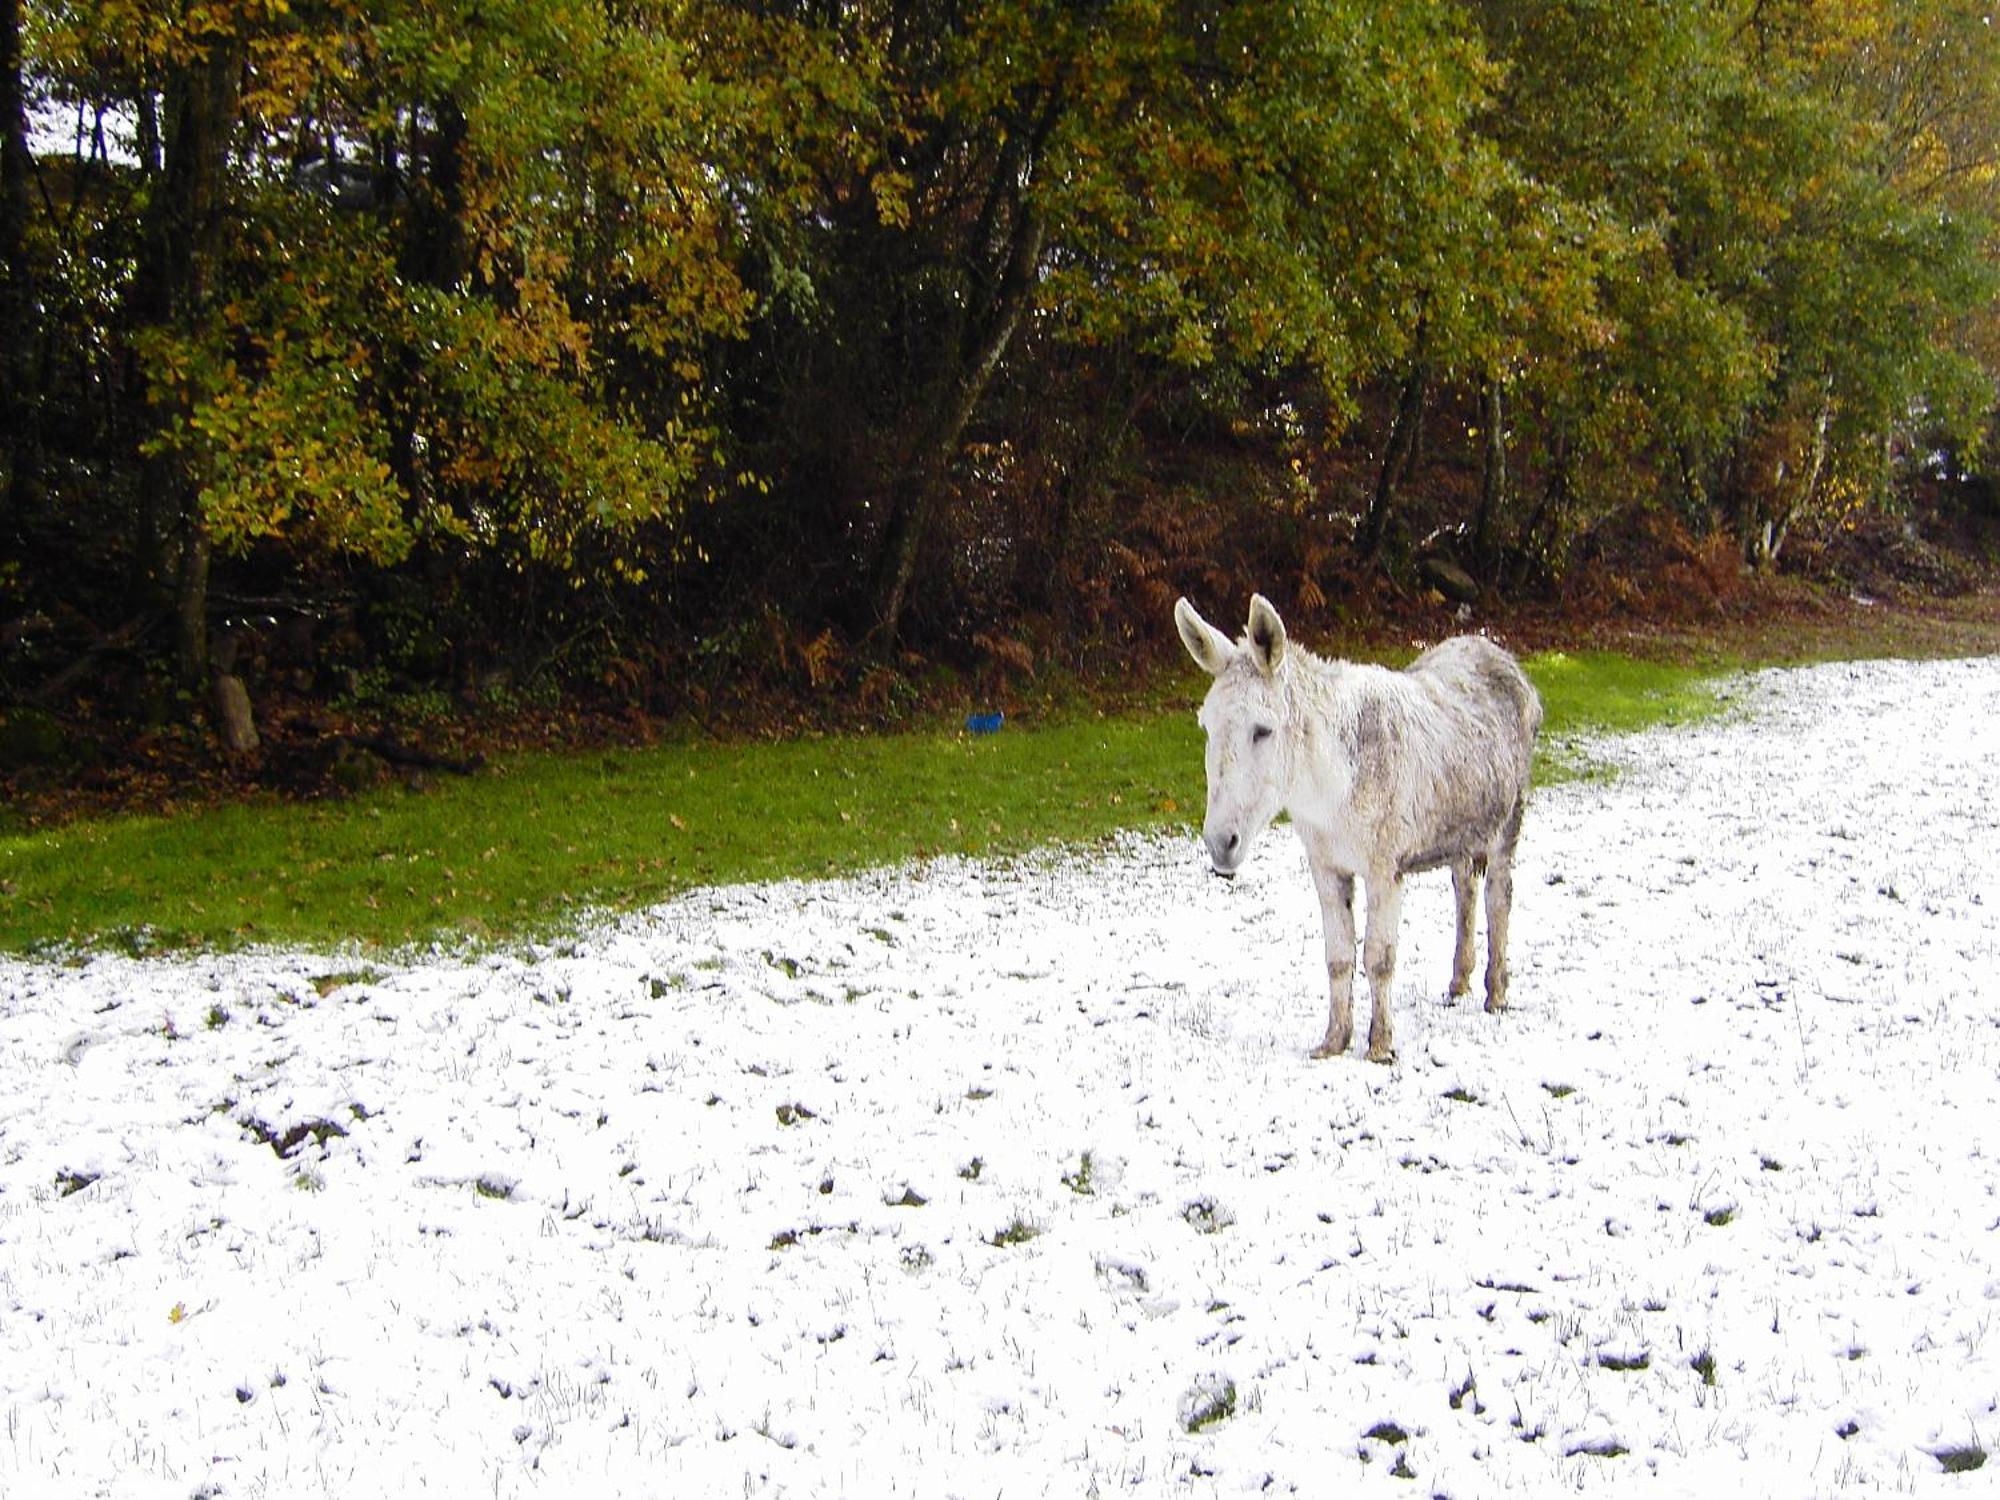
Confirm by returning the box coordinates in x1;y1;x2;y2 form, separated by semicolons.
1484;995;1509;1015
1311;1032;1351;1060
1365;1044;1397;1066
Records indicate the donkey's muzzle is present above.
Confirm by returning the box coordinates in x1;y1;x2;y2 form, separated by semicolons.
1204;829;1244;877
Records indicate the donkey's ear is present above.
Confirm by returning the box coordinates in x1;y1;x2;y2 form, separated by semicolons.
1245;594;1287;676
1175;597;1234;677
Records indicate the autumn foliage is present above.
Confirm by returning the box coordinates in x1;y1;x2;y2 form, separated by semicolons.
2;0;1997;737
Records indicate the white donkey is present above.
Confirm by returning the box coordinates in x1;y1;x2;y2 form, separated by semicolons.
1175;594;1542;1062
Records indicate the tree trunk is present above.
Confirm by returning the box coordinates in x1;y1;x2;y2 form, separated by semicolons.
0;0;38;519
131;41;243;688
401;99;468;289
871;200;1046;645
174;510;212;685
1512;423;1572;592
1472;375;1506;573
1034;365;1152;619
1747;395;1831;572
1359;360;1429;562
1675;446;1713;533
212;670;259;755
388;101;468;518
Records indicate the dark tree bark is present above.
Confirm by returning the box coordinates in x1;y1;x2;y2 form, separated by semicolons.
1472;375;1506;572
173;513;213;685
1743;393;1831;571
1030;359;1153;620
1512;423;1573;592
0;0;39;519
387;100;469;515
870;199;1045;644
864;77;1066;647
1675;446;1713;533
130;41;243;688
1358;359;1430;562
400;99;468;290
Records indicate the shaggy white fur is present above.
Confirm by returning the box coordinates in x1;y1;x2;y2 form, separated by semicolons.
1177;593;1541;1060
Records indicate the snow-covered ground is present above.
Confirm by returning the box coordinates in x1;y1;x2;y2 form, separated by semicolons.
4;656;1999;1498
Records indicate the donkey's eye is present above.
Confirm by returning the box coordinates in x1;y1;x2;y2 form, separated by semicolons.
1251;724;1274;744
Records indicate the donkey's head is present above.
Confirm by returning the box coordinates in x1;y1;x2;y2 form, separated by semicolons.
1175;594;1293;877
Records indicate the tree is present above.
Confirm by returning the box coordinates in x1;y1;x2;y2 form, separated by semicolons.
8;0;1996;722
721;0;1506;639
0;0;36;521
1466;0;1999;572
22;0;766;711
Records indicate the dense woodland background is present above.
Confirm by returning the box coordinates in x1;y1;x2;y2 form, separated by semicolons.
3;0;1999;781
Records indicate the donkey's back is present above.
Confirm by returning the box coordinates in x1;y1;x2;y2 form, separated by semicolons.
1395;636;1543;844
1335;635;1539;879
1405;635;1543;748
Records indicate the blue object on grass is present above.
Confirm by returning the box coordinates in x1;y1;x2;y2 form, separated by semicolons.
966;711;1005;735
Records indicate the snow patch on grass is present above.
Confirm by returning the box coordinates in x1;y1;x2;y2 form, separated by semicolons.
2;656;1999;1495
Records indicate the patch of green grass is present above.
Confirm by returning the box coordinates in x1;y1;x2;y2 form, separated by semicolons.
1567;1437;1630;1459
312;968;379;996
1522;649;1729;785
0;647;1804;954
1184;1380;1238;1434
1182;1197;1235;1234
988;1215;1041;1248
0;710;1204;954
1597;1350;1652;1372
1061;1151;1096;1195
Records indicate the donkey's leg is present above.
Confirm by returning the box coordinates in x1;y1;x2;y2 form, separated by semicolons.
1307;858;1357;1059
1484;802;1525;1013
1362;872;1406;1063
1449;859;1480;999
